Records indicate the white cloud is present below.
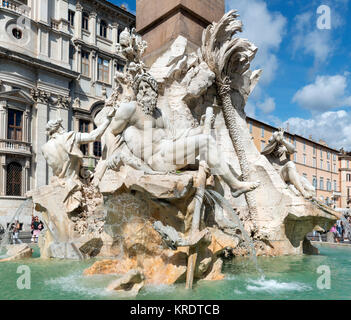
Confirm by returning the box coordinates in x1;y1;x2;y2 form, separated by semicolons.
245;101;256;118
292;74;351;112
226;0;287;85
284;110;351;150
292;12;333;65
257;97;276;114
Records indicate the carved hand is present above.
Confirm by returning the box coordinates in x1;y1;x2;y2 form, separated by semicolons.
107;107;117;120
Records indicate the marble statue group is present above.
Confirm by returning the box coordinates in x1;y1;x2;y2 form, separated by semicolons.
30;11;340;292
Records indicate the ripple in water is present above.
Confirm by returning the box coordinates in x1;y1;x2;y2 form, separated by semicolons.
44;272;118;298
246;277;312;293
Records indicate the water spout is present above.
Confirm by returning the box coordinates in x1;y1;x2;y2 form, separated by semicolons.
205;190;263;276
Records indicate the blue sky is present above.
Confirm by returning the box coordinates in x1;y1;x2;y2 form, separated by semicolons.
111;0;351;150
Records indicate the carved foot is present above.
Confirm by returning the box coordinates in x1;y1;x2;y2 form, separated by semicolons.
231;180;260;198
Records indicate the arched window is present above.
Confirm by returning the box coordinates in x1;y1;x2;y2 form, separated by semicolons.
6;162;22;196
100;20;107;38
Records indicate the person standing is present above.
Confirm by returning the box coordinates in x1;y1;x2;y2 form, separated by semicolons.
12;220;22;244
31;216;44;243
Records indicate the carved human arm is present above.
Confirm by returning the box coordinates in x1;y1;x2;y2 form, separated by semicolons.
279;135;296;154
78;108;116;144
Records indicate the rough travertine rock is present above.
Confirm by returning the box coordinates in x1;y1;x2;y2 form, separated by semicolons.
0;244;33;262
107;269;145;297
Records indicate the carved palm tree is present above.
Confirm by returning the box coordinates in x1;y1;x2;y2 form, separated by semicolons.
201;10;262;235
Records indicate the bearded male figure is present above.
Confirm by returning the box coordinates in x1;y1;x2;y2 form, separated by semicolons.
99;72;259;198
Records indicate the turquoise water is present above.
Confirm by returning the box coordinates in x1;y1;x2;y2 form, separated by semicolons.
0;244;350;300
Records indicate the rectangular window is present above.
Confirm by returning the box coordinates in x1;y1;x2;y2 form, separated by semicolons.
260;141;265;152
334;163;336;173
68;10;75;26
69;45;74;60
347;160;350;169
320;177;324;190
261;126;264;138
320;159;323;170
93;125;102;158
79;119;90;156
6;162;22;196
334;180;337;191
7;109;23;141
327;179;331;191
320;148;323;158
313;146;316;155
248;122;253;134
116;63;124;72
312;176;317;189
313;157;316;168
347;174;351;182
294;153;297;162
303;154;306;165
82;12;89;30
293;137;296;147
303;141;306;152
81;51;90;77
333;154;336;161
98;57;110;83
327;161;330;171
100;20;108;38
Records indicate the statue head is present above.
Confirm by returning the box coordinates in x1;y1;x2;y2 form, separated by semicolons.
133;73;158;115
46;119;64;136
119;27;131;48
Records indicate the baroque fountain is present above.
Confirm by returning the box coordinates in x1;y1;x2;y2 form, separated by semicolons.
1;11;340;296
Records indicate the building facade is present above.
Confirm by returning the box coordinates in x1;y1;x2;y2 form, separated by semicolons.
247;116;344;208
0;0;135;224
339;151;351;208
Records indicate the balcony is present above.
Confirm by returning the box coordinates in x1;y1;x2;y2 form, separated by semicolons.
0;0;31;18
0;138;31;156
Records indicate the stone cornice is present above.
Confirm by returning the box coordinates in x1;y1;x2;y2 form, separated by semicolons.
0;47;79;80
72;38;126;62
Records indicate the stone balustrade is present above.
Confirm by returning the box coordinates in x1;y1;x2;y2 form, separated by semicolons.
0;0;30;17
0;138;31;155
51;19;59;30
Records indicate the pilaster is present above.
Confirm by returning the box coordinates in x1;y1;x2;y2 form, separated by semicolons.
0;100;7;139
75;2;82;39
0;156;5;196
35;101;48;187
90;12;97;45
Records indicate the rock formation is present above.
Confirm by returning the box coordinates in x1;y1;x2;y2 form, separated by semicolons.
0;244;33;262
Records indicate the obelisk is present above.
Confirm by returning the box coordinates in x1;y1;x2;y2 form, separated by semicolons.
136;0;225;66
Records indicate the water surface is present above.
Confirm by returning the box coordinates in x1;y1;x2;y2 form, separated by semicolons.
0;245;349;300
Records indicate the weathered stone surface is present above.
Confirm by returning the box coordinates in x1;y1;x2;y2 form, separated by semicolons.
0;244;33;262
99;165;195;200
79;238;103;257
30;182;106;260
202;258;225;281
208;228;240;256
107;269;145;297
